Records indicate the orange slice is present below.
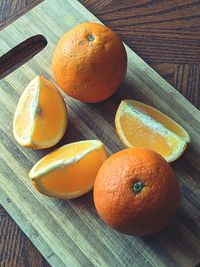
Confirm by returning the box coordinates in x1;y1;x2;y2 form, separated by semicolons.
13;76;67;149
29;140;107;199
115;100;190;162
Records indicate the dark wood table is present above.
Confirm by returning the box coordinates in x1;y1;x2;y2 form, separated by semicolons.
0;0;199;266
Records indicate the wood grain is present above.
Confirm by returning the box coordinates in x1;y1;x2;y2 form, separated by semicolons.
81;0;200;65
0;34;47;79
0;0;43;30
0;0;200;266
0;207;49;266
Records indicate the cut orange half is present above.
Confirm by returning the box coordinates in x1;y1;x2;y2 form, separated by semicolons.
115;100;190;162
13;76;67;149
29;140;107;199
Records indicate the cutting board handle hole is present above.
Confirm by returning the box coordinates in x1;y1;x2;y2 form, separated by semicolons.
0;34;47;79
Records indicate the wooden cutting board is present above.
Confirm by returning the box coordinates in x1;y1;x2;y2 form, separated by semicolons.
0;0;200;266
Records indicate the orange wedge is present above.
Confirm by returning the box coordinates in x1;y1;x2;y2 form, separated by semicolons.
13;76;67;149
29;140;107;199
115;100;190;162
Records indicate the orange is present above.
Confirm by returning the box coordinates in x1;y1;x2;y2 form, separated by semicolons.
52;22;127;103
29;140;107;199
93;147;181;236
115;99;190;162
13;76;67;149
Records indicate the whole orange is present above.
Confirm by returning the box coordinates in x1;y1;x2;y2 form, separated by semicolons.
93;147;180;236
51;22;127;103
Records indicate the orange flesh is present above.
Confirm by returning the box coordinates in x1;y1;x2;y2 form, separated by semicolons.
14;83;36;140
34;141;93;170
31;141;107;196
32;77;66;144
132;101;188;141
39;148;106;194
119;112;181;158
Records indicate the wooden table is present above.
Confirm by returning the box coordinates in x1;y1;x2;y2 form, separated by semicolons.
0;0;199;266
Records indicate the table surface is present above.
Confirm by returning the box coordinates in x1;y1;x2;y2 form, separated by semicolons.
0;0;200;266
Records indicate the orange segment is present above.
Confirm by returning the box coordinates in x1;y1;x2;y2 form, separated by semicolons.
13;76;67;149
115;100;189;162
29;140;107;199
13;79;38;142
131;100;190;142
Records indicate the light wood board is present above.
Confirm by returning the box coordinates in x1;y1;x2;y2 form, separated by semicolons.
0;0;200;266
